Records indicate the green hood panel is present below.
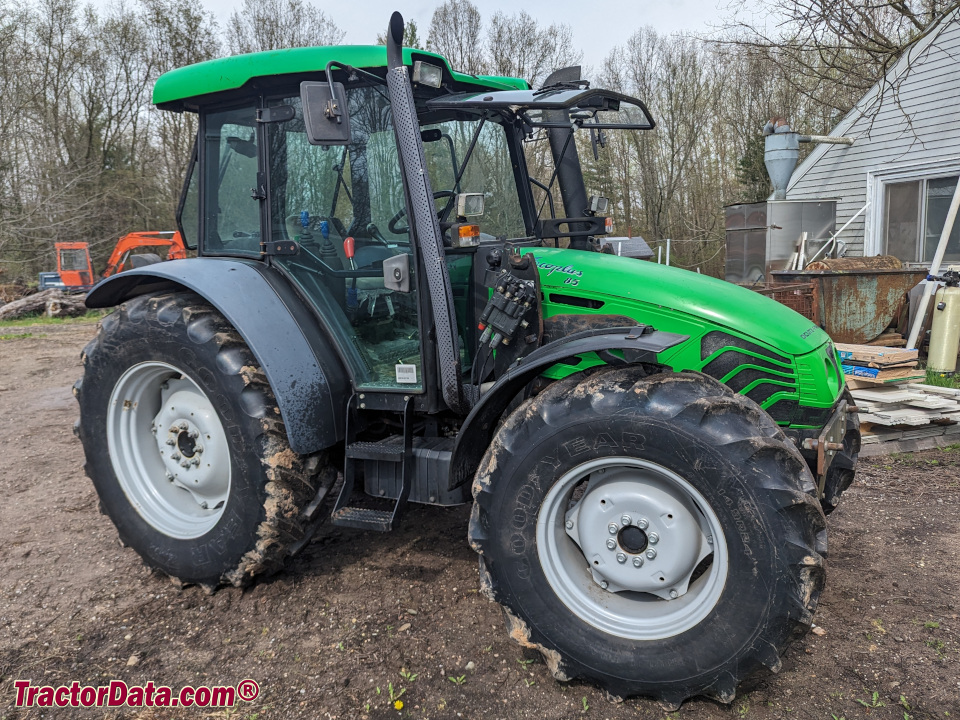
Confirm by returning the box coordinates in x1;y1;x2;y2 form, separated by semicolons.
529;248;828;356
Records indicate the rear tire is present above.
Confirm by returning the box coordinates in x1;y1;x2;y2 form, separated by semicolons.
469;368;827;706
74;291;335;587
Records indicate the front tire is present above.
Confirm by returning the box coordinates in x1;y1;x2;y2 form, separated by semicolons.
470;369;827;707
75;292;334;587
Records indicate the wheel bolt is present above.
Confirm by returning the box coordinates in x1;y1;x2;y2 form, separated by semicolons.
606;539;616;550
669;589;679;599
565;519;574;530
195;445;203;454
189;430;199;439
180;460;190;469
637;518;649;530
616;553;627;564
645;548;657;560
171;452;181;461
165;438;175;446
648;532;660;545
165;471;174;481
632;557;643;568
178;421;188;430
608;523;619;535
599;580;608;590
620;515;632;526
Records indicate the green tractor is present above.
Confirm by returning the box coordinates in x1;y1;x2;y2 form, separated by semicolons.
75;13;858;707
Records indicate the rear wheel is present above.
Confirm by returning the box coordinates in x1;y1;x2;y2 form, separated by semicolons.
470;368;827;707
75;291;335;587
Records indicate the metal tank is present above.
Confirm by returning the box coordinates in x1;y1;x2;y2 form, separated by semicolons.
928;269;960;375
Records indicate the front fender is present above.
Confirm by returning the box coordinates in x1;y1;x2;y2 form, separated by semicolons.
86;258;349;454
448;326;688;490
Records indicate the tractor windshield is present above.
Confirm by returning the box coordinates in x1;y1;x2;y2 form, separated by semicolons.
419;118;527;241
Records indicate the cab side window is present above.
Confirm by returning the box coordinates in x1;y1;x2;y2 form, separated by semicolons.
202;105;260;255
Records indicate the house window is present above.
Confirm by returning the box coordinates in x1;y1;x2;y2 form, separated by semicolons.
883;175;960;263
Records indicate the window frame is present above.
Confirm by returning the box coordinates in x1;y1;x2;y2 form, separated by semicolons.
176;135;199;250
198;98;265;259
867;157;960;261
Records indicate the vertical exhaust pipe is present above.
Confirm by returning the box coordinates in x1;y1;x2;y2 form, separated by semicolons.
385;11;464;412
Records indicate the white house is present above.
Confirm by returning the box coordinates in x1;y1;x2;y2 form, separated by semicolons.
784;10;960;266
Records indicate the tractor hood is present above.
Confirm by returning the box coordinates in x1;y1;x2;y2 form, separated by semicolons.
528;247;829;356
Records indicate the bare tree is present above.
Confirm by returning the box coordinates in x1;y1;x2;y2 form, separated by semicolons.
723;0;959;114
226;0;343;54
426;0;485;74
485;11;582;88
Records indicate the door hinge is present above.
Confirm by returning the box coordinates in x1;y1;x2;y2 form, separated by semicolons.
260;240;299;256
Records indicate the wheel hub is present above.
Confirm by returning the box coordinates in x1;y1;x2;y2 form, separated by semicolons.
617;525;648;554
537;456;728;640
152;378;231;509
106;362;232;539
565;473;712;599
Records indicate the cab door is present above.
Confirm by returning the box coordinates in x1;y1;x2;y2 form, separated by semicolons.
264;87;426;393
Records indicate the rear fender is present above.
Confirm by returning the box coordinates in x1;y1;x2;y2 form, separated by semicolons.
86;258;349;454
449;326;687;490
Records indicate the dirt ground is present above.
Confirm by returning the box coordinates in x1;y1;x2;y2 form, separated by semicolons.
1;322;958;720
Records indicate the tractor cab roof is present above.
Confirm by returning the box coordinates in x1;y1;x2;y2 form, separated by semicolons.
153;45;529;111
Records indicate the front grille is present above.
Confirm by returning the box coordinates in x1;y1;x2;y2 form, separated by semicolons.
698;331;798;408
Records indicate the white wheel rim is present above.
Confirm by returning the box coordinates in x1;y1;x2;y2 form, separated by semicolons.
537;457;728;640
106;361;231;539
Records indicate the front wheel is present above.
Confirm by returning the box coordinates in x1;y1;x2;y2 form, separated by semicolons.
469;369;827;707
75;292;335;588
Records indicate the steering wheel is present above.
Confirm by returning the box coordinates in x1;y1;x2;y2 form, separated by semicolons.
388;190;456;235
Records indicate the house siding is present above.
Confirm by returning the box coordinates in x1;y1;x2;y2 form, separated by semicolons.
784;11;960;258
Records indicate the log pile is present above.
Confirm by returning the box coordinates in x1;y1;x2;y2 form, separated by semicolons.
0;290;87;321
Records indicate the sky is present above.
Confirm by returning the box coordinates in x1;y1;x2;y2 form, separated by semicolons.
194;0;735;71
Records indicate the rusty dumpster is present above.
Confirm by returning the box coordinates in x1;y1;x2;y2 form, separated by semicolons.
770;269;928;344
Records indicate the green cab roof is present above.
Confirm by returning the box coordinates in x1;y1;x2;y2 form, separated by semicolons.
153;45;530;107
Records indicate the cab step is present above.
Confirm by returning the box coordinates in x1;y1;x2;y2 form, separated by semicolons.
346;439;405;462
331;396;413;532
330;506;394;532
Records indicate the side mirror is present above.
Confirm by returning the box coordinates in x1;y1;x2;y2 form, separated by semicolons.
301;81;352;146
383;254;411;293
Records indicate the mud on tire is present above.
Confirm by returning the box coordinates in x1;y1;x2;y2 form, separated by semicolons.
74;291;335;588
469;368;828;707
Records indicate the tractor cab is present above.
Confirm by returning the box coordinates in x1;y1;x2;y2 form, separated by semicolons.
167;44;653;406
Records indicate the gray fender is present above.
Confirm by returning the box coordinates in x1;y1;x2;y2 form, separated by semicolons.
86;258;349;454
448;326;688;490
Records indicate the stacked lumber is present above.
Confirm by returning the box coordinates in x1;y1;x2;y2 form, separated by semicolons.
852;384;960;450
865;331;907;347
836;343;924;385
